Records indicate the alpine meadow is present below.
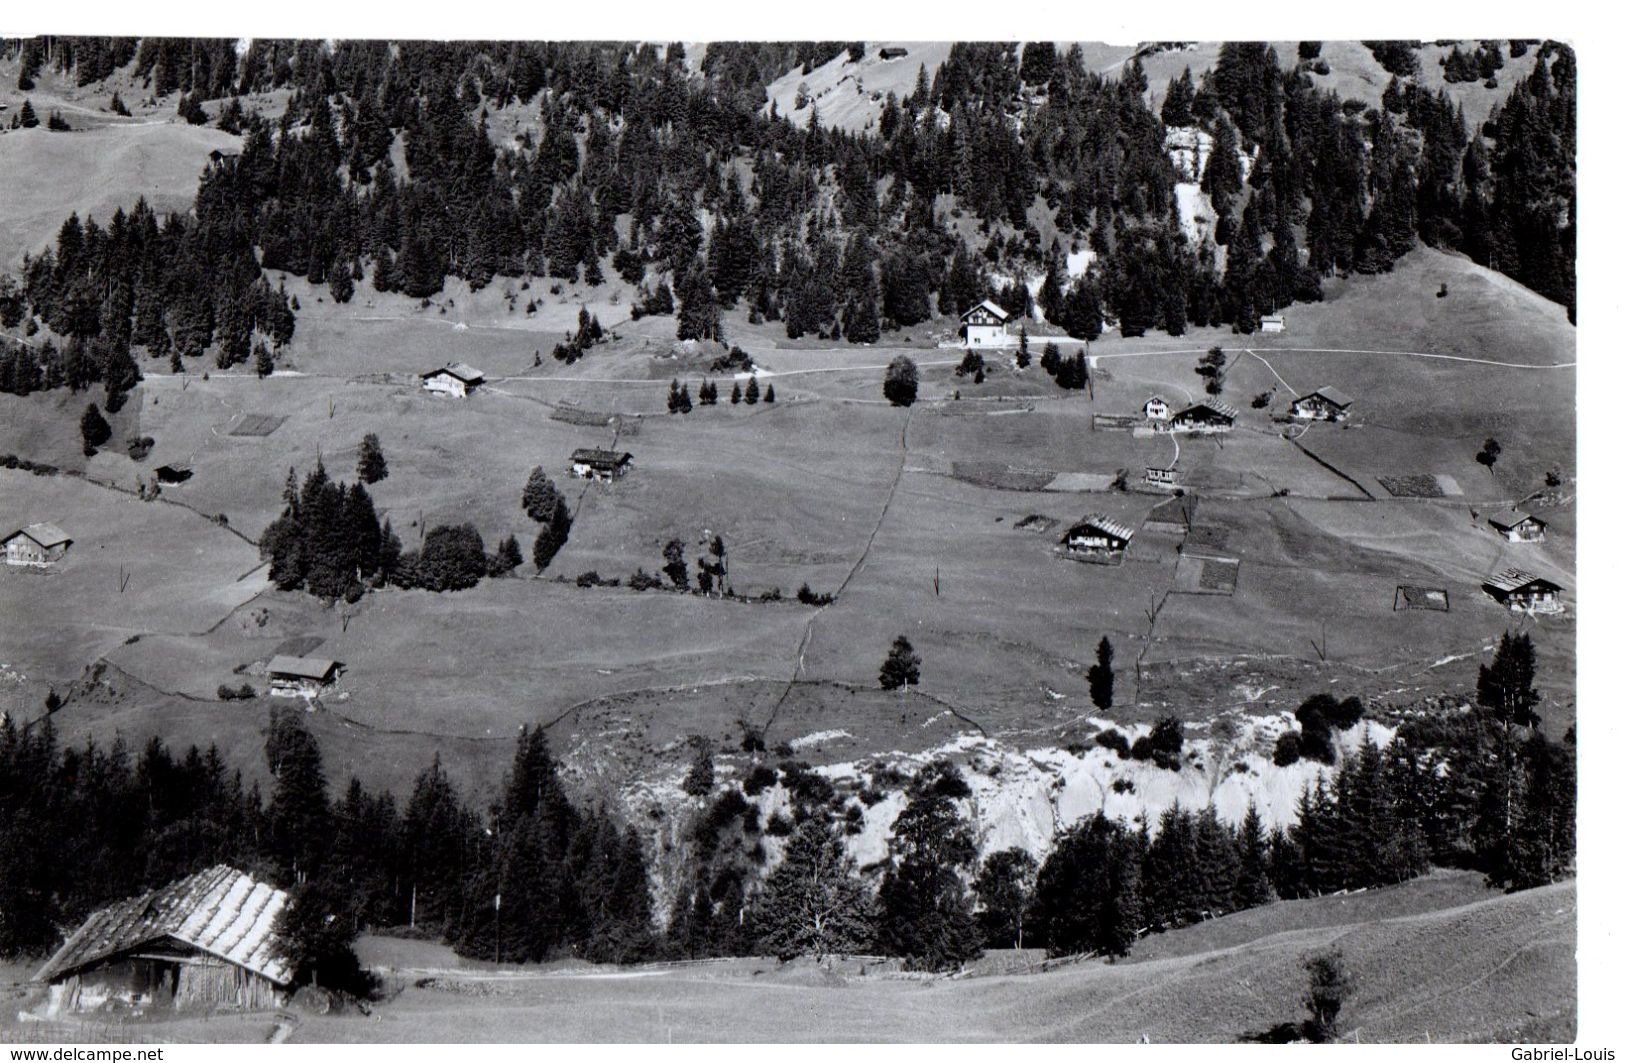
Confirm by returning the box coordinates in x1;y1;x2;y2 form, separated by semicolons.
0;36;1579;1045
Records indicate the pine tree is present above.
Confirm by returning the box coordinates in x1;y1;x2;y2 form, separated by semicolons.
763;383;776;403
877;762;984;970
750;817;874;962
1087;637;1114;710
973;848;1038;948
357;433;388;484
730;381;742;404
744;375;760;404
18;99;39;128
254;340;274;378
879;636;922;690
80;401;111;454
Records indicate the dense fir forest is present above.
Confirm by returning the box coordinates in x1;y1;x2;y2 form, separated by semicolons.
0;635;1573;979
0;37;1577;407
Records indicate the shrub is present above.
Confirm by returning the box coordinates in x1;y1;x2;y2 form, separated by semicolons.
796;584;834;606
126;436;155;461
1273;731;1302;766
1095;729;1131;757
742;764;778;795
627;568;662;591
765;811;794;836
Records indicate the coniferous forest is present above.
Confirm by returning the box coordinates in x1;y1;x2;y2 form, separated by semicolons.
0;637;1573;979
0;39;1577;411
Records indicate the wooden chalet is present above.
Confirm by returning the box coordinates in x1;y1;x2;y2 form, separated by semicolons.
1482;568;1564;614
1061;514;1135;557
959;299;1010;347
1260;314;1286;332
419;362;485;397
1486;510;1548;543
1290;386;1354;422
1144;465;1180;489
1171;400;1238;432
570;448;634;481
1143;396;1171;421
265;655;343;698
3;522;72;566
33;866;294;1016
878;46;910;60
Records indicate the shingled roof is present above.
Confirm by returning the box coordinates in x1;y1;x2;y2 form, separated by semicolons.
1176;399;1239;421
1484;568;1563;594
265;655;342;681
34;866;293;986
1486;509;1545;531
6;522;70;548
571;448;632;466
1066;514;1136;543
1304;386;1353;409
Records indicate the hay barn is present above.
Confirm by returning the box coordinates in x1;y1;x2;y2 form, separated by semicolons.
1060;515;1135;558
570;448;634;481
1290;386;1354;422
33;866;294;1016
266;655;343;698
420;362;485;397
1486;510;1548;543
3;522;72;566
1171;400;1238;432
1483;569;1564;614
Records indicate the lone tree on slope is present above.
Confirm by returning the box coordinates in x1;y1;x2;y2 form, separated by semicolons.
879;635;922;690
1301;949;1352;1042
1088;636;1115;711
80;402;111;455
357;432;388;484
883;356;919;407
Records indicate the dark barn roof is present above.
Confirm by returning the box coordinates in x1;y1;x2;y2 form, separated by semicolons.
420;362;485;383
1487;509;1545;531
265;655;342;681
571;448;632;467
1484;568;1563;595
34;866;293;986
1175;400;1239;421
1301;386;1352;409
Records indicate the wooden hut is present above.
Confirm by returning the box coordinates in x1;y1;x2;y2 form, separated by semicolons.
34;866;294;1016
3;523;72;566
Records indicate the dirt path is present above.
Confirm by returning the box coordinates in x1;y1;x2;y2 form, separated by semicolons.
764;406;914;738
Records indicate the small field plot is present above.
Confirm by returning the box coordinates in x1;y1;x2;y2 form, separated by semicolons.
227;413;288;437
1395;585;1450;612
0;469;266;691
1379;474;1446;498
1172;554;1239;595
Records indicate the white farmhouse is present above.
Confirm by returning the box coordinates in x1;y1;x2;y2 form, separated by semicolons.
960;300;1011;347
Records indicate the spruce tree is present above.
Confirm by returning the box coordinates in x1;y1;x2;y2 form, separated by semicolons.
357;432;388;484
744;375;759;404
879;636;922;690
1087;637;1114;710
